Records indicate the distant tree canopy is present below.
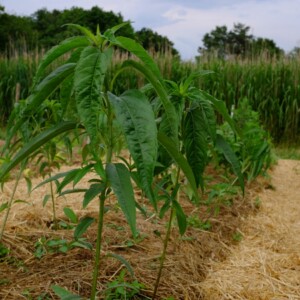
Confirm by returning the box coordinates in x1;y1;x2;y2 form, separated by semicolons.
135;28;179;56
0;6;179;56
199;23;283;58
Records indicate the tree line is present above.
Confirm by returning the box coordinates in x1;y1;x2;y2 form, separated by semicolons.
0;5;178;56
0;4;298;59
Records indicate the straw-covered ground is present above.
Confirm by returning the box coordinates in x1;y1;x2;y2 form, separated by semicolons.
0;158;299;299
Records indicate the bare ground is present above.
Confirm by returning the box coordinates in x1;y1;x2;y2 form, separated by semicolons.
0;159;299;299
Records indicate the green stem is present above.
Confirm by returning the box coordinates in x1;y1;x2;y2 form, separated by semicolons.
152;206;174;300
49;173;57;229
106;102;114;164
90;190;106;300
0;165;24;240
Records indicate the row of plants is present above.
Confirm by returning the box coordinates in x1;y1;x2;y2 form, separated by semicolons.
0;23;273;299
1;43;300;144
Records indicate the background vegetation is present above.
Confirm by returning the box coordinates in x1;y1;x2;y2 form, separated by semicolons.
0;5;300;145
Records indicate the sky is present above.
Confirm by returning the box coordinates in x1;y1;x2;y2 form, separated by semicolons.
1;0;300;60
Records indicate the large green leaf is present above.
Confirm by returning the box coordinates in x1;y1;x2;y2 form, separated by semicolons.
83;183;105;208
115;36;162;81
108;90;157;206
74;216;95;240
183;100;216;188
181;70;214;94
106;163;137;237
198;90;240;136
0;122;78;182
119;60;179;146
215;134;245;194
6;63;76;144
158;132;200;204
172;200;187;235
65;24;96;44
74;46;112;144
51;285;82;300
34;36;89;87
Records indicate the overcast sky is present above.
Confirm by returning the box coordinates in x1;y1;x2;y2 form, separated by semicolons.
1;0;300;59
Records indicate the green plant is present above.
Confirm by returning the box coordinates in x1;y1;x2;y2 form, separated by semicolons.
0;241;9;259
232;231;243;242
217;98;273;181
34;236;92;259
0;22;244;299
104;269;145;299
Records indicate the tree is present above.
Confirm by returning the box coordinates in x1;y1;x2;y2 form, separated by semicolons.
228;23;253;55
199;23;283;59
0;12;37;53
250;37;283;58
199;25;229;58
135;28;179;56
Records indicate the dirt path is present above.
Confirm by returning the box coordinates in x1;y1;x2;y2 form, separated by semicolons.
200;159;300;299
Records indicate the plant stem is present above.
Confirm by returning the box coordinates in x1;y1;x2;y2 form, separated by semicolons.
106;101;114;164
90;190;106;300
0;165;23;240
152;206;174;300
49;173;57;229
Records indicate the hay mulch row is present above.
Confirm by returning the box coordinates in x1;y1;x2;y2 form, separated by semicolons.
0;159;299;299
199;159;300;299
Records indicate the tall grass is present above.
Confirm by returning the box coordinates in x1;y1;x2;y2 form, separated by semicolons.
197;54;300;144
0;45;299;144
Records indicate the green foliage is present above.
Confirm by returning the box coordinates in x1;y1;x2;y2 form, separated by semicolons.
218;98;273;181
200;23;283;58
106;163;137;237
0;242;9;259
135;27;179;56
104;269;145;300
0;21;271;300
52;285;81;300
34;236;92;259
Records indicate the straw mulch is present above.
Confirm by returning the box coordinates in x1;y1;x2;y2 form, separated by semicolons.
0;158;299;299
199;159;300;299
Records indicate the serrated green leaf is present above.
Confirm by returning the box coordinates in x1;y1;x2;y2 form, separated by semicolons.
59;188;87;197
181;70;214;93
42;194;51;207
74;46;112;144
74;217;95;240
172;200;187;235
215;134;244;194
183;101;216;189
94;160;106;180
198;90;240;136
107;252;135;278
108;90;157;207
118;60;179;147
106;163;137;237
63;207;78;223
51;285;82;300
0;122;78;183
73;164;94;186
158;132;200;204
34;36;89;86
115;36;162;80
83;183;105;208
7;64;76;143
65;24;96;44
57;168;82;193
0;202;8;213
24;177;32;194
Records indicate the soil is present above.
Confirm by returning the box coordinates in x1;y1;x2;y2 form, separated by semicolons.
0;159;299;299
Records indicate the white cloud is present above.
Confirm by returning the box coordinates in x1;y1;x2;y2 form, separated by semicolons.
153;0;300;59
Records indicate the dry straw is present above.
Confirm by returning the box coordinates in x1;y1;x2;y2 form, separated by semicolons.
0;160;299;299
